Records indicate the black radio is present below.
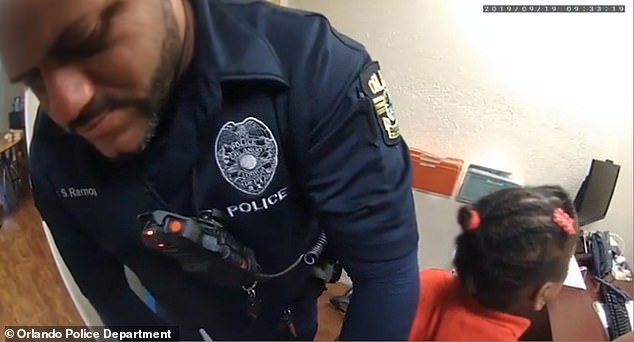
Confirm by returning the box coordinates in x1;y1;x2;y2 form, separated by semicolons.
137;209;328;288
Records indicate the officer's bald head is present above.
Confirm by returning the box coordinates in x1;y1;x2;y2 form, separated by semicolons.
0;0;190;159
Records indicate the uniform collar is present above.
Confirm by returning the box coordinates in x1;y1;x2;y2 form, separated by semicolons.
188;0;289;87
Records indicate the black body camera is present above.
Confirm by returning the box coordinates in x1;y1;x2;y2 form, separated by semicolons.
137;209;332;288
138;209;262;287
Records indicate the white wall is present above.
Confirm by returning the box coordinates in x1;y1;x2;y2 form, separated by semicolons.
23;90;38;150
288;0;634;266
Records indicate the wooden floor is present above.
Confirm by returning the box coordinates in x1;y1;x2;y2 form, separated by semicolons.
0;194;347;340
0;196;85;327
315;283;348;341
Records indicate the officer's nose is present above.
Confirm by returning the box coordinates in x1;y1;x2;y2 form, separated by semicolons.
43;65;95;127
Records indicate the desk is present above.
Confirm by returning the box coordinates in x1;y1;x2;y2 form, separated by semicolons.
522;276;633;341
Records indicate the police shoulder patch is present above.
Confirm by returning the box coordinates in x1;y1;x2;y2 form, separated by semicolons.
359;61;401;146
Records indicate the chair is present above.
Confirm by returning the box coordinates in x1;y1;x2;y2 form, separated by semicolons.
0;145;24;216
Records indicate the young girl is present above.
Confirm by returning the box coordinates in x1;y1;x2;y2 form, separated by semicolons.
409;185;580;341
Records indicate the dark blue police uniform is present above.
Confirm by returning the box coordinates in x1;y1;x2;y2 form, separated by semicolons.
29;0;420;340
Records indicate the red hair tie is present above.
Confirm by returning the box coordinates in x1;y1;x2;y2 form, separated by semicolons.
467;209;480;231
552;208;576;235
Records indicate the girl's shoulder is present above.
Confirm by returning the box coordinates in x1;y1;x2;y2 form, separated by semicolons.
420;268;457;284
420;268;462;297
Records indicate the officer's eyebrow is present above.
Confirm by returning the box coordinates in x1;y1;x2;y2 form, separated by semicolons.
9;0;123;84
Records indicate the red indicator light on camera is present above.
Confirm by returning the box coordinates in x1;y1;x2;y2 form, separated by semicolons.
168;219;183;234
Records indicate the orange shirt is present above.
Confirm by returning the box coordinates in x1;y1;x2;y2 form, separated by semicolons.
408;269;531;341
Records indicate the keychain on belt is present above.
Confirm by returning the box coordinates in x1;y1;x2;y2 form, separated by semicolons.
242;281;261;319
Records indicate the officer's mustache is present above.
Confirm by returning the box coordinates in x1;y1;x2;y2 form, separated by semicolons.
68;95;153;133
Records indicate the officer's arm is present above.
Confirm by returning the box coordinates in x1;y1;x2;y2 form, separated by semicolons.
302;56;420;339
30;168;166;327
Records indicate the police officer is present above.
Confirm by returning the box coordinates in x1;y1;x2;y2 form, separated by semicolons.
0;0;420;340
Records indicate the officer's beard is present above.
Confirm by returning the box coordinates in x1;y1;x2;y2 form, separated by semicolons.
138;0;185;154
70;0;184;161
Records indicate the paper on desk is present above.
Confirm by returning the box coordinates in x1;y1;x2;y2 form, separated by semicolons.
563;255;587;290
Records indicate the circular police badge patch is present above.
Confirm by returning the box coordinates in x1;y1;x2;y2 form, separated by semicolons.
214;117;279;196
